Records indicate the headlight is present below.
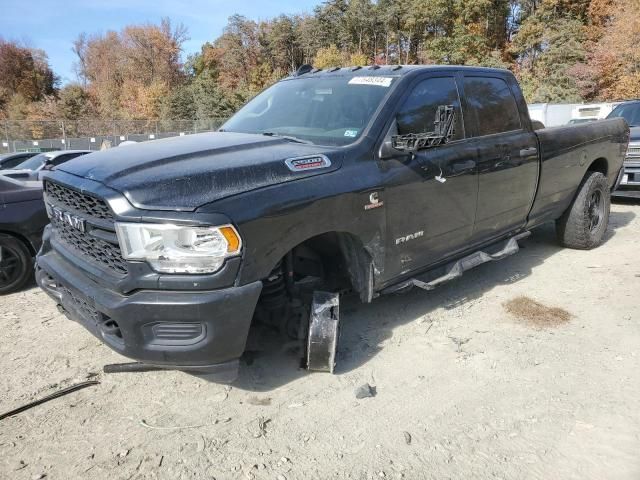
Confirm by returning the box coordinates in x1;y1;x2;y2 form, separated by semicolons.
115;223;241;274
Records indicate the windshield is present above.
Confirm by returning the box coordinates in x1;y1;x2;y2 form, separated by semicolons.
222;75;396;146
607;103;640;127
14;153;50;171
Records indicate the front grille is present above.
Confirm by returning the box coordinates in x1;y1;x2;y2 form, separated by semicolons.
45;181;114;221
46;180;127;275
60;285;101;325
51;216;128;275
627;145;640;158
60;285;124;346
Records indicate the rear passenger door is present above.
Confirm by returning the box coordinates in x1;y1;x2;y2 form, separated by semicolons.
461;75;539;240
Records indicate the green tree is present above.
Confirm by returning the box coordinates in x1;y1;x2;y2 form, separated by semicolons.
510;0;589;101
314;44;345;68
57;84;95;119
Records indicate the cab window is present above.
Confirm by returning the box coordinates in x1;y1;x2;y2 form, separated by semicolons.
396;76;465;140
463;76;521;136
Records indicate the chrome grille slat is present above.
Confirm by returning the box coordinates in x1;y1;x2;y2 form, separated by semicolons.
627;145;640;158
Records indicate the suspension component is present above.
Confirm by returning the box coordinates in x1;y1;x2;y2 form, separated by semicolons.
259;260;287;311
306;291;340;373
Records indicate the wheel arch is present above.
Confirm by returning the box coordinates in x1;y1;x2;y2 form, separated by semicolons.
263;230;376;304
0;230;36;256
587;157;608;177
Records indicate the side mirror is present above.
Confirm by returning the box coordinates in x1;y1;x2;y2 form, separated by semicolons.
378;120;409;160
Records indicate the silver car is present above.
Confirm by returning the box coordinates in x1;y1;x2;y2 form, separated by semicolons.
0;150;92;181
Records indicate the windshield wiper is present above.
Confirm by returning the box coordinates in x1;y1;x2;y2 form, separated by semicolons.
261;132;313;144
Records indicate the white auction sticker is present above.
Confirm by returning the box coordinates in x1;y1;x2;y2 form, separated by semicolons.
348;76;393;87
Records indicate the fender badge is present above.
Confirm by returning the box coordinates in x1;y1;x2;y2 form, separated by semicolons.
285;154;331;172
364;191;384;210
395;231;424;245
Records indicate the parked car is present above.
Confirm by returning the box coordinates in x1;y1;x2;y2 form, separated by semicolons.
0;176;48;294
0;150;91;181
36;65;627;382
0;152;38;170
607;100;640;197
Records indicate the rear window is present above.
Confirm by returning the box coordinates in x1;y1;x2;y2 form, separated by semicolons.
607;103;640;127
463;77;522;136
0;156;26;169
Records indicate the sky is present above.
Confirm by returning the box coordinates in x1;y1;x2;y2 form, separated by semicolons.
0;0;320;84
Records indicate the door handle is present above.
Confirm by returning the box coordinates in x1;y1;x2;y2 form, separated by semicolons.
520;147;538;157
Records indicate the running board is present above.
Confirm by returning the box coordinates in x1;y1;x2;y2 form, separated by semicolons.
384;232;530;294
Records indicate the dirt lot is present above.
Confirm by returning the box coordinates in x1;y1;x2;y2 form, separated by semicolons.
1;201;639;480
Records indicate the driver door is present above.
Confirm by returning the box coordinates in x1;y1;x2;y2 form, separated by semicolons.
380;75;478;281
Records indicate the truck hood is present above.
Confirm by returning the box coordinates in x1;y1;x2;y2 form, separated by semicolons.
56;132;341;211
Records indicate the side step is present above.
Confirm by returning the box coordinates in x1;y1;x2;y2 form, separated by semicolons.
385;232;530;294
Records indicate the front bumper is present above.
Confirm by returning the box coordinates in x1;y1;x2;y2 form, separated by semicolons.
36;248;262;382
613;159;640;197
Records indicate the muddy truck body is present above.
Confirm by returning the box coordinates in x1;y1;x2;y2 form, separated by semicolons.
35;66;628;381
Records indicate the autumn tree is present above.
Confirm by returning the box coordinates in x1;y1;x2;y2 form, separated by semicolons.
0;39;57;118
509;0;590;101
573;0;640;100
73;18;188;119
7;0;640;131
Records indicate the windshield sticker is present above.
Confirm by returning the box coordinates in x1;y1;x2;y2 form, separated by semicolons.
348;76;393;87
344;129;358;137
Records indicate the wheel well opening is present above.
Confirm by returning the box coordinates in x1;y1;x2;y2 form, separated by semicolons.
587;157;608;177
245;232;372;355
0;230;35;256
258;231;372;305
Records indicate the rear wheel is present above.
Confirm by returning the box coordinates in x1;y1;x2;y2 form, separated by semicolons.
556;171;610;249
0;236;33;295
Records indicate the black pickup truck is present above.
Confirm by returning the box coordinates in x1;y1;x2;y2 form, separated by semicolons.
36;66;628;381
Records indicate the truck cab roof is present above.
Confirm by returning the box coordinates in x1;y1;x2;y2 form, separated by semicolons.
289;64;512;79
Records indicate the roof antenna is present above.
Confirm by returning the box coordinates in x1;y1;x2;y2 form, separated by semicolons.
295;64;313;76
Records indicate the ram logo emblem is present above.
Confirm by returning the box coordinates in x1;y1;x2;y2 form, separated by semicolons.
395;231;424;245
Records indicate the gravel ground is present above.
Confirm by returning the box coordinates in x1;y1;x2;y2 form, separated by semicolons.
1;201;639;480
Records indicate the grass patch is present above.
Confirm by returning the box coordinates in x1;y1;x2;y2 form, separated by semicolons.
504;296;571;329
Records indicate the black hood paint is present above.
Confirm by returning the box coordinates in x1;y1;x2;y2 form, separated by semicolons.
629;126;640;142
57;132;341;211
0;176;43;205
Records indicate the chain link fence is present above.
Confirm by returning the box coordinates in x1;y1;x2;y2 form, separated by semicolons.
0;119;229;154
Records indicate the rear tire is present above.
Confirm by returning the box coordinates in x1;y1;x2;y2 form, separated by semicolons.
0;236;33;295
556;171;610;249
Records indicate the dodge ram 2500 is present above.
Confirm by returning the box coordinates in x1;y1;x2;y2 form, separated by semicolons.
35;65;628;382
